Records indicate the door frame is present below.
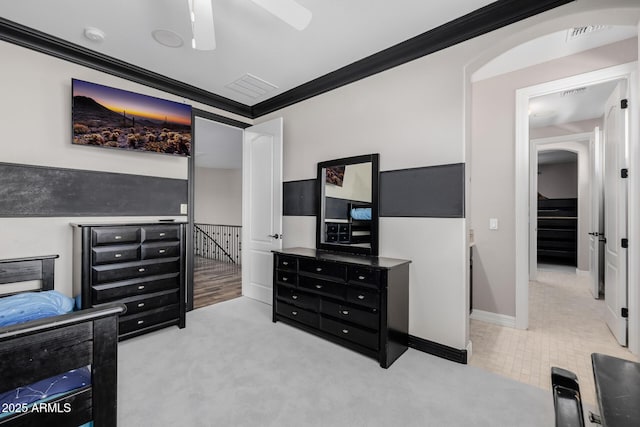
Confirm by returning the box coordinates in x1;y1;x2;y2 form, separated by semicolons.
514;62;639;355
530;134;590;281
187;109;251;311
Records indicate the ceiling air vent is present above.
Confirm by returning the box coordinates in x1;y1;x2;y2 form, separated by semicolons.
561;87;587;97
225;73;278;99
566;25;609;41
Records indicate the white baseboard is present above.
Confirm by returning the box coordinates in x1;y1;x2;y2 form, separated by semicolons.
470;309;516;328
466;340;473;359
576;269;590;276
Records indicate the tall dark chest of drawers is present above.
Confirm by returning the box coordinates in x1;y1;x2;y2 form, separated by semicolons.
273;247;410;368
72;222;186;340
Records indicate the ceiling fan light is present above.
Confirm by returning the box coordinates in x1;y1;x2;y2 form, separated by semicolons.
250;0;312;31
188;0;216;50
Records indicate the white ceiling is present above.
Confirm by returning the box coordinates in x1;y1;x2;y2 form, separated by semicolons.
194;117;243;169
0;0;495;106
529;79;621;128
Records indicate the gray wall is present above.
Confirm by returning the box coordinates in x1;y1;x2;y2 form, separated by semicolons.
195;167;242;226
538;161;578;199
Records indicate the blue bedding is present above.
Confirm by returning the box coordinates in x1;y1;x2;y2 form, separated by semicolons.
0;290;74;327
0;291;91;426
350;207;372;220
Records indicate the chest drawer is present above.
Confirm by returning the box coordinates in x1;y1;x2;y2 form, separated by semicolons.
104;289;179;316
346;286;380;309
276;285;319;311
299;275;345;300
276;301;319;328
348;266;381;289
276;255;297;271
119;304;179;335
299;259;346;281
93;227;140;245
92;258;180;284
91;273;180;304
141;241;180;259
321;299;379;330
321;316;379;350
276;270;297;286
92;244;140;265
142;225;180;242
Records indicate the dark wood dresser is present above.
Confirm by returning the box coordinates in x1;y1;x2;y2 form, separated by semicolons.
272;247;410;368
72;222;186;340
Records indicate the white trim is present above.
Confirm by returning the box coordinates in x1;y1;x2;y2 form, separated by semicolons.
515;62;638;353
470;309;516;328
576;269;590;276
466;340;473;360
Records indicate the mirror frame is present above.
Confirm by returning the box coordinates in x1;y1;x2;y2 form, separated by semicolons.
316;153;380;256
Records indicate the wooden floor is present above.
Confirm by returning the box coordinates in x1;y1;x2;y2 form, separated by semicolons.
193;256;242;309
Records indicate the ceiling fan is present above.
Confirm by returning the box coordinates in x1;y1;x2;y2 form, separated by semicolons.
188;0;312;51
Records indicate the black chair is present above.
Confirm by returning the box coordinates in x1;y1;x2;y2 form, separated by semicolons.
551;367;585;427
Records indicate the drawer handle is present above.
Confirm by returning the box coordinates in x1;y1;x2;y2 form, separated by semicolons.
158;249;166;254
282;261;289;266
138;268;146;272
316;267;322;272
282;277;288;281
341;310;349;315
137;302;145;308
358;275;365;280
138;285;145;290
357;295;365;300
114;235;122;240
315;284;323;289
137;320;145;325
292;295;298;300
159;232;166;237
342;329;349;334
292;311;298;316
114;253;122;258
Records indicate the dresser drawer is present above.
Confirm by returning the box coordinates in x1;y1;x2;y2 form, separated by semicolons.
276;301;318;328
321;299;379;330
141;241;180;259
93;227;140;245
299;275;346;300
276;255;297;271
348;266;381;288
276;286;319;311
92;244;140;265
142;225;180;242
321;316;379;350
276;270;297;286
119;304;179;335
106;289;179;316
346;286;380;309
92;258;180;284
91;273;180;304
299;259;346;281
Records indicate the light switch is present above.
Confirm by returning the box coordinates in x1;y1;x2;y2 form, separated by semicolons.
489;218;498;230
180;204;188;215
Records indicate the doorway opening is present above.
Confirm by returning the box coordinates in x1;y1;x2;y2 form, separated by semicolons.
192;116;243;309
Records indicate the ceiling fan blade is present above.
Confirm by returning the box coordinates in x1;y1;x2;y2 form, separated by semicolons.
188;0;216;50
250;0;312;31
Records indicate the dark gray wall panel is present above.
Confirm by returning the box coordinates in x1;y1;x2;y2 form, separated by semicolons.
0;162;187;217
283;179;316;216
379;163;465;218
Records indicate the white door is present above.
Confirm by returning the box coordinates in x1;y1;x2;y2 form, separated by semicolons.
242;118;283;304
603;82;629;346
589;126;603;298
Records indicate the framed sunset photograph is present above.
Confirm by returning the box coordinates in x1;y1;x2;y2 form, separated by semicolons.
72;79;192;156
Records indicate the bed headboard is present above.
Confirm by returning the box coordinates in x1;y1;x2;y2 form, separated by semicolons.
0;255;59;293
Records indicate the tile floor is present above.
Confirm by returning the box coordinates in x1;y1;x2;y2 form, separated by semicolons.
469;263;638;407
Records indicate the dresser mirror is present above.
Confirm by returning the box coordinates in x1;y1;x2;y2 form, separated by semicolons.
316;154;379;256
